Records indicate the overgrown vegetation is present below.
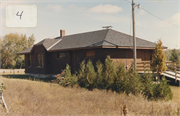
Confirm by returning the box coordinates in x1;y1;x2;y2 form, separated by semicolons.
1;77;179;115
53;56;173;101
164;49;180;62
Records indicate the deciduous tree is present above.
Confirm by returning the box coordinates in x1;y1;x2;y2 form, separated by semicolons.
170;49;179;62
0;33;35;68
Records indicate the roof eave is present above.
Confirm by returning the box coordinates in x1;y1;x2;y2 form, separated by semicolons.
48;46;103;52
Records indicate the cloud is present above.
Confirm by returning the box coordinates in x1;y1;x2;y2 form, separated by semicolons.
68;4;86;11
166;13;180;25
88;4;123;14
157;13;180;27
47;5;62;12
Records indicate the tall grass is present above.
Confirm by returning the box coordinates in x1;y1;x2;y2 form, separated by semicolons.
0;77;179;115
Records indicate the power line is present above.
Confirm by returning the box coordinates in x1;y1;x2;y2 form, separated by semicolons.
124;0;179;28
141;8;179;27
124;0;131;3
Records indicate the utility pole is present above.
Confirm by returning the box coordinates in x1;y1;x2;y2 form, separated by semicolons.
132;0;136;69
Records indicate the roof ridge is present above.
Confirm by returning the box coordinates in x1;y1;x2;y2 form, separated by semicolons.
101;29;110;46
47;39;62;51
60;29;108;38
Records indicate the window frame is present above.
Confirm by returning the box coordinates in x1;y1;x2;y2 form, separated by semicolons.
36;53;44;68
57;52;65;59
28;54;31;67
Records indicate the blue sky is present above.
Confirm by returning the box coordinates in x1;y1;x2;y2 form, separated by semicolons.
0;0;179;49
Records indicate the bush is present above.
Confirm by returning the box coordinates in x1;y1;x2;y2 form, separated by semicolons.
84;60;97;90
141;72;154;99
124;62;141;95
77;60;87;88
96;60;105;89
52;64;77;87
111;60;126;93
54;56;173;101
153;76;173;101
104;56;117;90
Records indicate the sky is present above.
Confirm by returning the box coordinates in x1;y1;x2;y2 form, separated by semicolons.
0;0;179;49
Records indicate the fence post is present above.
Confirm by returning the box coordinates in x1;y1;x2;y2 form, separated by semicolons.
143;62;145;73
175;67;177;83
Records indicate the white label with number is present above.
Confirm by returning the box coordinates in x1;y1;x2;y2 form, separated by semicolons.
6;5;37;27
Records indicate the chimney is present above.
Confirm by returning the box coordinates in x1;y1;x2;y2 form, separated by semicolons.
60;30;65;37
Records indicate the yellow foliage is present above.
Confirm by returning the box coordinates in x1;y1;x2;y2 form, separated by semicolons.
151;39;167;75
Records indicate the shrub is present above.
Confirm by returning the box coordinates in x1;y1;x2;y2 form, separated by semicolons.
53;64;77;87
85;60;97;90
104;56;117;90
54;56;173;101
125;62;141;95
153;76;173;101
51;70;65;84
77;60;87;88
141;72;154;99
111;60;126;92
96;60;105;89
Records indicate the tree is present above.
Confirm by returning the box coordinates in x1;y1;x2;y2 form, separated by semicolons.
0;33;35;69
169;49;179;62
151;39;167;81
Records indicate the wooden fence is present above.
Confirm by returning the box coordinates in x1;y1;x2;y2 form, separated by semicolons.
137;61;180;72
0;69;25;74
137;62;151;72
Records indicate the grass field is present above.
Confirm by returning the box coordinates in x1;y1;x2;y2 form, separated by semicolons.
2;74;55;83
0;76;179;115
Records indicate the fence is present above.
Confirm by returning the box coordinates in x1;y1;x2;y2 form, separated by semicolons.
137;62;151;72
0;69;25;74
137;61;180;72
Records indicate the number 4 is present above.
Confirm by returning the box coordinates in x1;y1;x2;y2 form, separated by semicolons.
16;11;23;20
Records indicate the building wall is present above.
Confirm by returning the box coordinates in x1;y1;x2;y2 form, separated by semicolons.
104;49;153;69
25;45;47;74
25;47;154;75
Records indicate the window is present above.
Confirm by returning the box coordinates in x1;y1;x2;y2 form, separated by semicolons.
37;53;43;67
57;52;65;58
86;50;95;57
28;54;31;67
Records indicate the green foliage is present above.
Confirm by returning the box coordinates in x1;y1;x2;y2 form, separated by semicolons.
104;56;117;89
123;62;141;95
151;39;167;75
164;49;180;61
96;60;105;89
77;60;87;88
111;61;126;92
170;49;179;62
1;33;35;69
85;60;97;90
141;72;154;99
54;55;173;101
59;64;76;87
153;77;173;101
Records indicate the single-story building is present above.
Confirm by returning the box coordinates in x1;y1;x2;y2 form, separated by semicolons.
17;29;167;78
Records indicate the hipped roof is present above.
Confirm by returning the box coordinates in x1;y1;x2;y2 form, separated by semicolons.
17;29;167;55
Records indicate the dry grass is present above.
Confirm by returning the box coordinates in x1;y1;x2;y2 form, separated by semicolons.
170;85;180;103
0;77;179;115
